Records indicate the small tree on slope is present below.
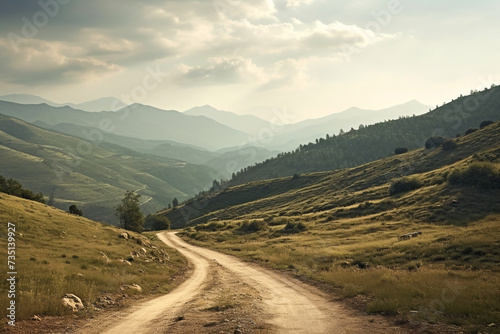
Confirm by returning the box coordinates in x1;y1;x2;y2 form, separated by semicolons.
116;191;144;233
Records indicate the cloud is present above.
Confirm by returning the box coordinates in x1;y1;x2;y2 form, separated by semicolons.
258;58;311;91
172;57;265;86
0;0;394;89
0;38;122;85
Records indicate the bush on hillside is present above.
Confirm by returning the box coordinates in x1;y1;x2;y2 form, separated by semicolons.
68;204;83;216
465;128;478;135
148;216;171;231
195;221;225;232
425;137;446;149
389;176;423;195
238;220;268;233
394;147;409;155
442;140;458;151
281;221;307;234
479;120;494;129
447;162;500;189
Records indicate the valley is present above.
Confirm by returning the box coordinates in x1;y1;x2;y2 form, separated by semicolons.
0;89;499;333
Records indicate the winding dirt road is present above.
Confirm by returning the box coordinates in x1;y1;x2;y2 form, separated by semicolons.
81;232;401;334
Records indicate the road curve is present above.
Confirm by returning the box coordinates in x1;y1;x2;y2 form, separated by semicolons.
99;233;210;334
96;232;378;334
158;232;338;334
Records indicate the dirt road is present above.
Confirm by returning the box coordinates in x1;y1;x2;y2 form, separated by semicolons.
81;232;402;334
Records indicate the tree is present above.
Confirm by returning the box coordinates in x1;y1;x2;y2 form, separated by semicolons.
116;191;144;233
479;120;494;129
150;216;171;231
442;140;458;151
68;204;83;216
394;147;408;155
172;197;179;208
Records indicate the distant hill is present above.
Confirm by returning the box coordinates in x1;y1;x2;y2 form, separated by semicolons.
184;105;271;135
0;94;123;112
228;87;500;185
0;114;216;224
0;101;250;151
67;97;123;112
0;94;58;106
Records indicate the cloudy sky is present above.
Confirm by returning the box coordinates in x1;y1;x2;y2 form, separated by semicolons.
0;0;498;120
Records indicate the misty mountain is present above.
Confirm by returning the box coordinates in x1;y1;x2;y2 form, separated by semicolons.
184;105;271;135
67;97;124;112
0;94;58;106
0;101;250;151
0;94;123;112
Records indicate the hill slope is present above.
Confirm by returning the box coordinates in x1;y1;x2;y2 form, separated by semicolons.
161;121;500;229
0;114;215;224
161;122;500;332
229;86;500;185
0;193;186;325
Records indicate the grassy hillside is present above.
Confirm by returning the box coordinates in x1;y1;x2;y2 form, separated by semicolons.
0;193;187;323
229;86;500;185
158;122;500;332
0;114;215;224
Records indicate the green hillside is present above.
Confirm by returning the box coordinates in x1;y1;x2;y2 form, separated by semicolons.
159;121;500;229
0;114;215;224
229;86;500;185
0;193;186;327
155;122;500;331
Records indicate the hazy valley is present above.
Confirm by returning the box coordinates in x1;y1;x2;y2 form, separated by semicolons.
1;87;499;333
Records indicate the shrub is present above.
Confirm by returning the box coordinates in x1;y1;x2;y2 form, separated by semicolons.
195;221;225;232
448;162;500;189
69;204;83;216
465;128;478;135
442;140;458;151
238;220;268;233
149;216;171;231
394;147;408;155
425;137;446;149
281;221;307;234
389;176;423;195
479;120;494;129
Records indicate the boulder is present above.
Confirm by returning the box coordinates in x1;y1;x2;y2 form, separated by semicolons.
118;259;132;266
122;284;143;293
61;294;85;312
99;252;111;264
118;232;129;240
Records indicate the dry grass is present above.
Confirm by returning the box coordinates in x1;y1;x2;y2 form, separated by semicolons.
180;213;500;331
0;193;187;321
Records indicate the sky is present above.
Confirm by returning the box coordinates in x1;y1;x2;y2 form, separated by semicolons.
0;0;498;121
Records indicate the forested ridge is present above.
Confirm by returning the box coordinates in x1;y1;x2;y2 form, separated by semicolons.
229;86;500;185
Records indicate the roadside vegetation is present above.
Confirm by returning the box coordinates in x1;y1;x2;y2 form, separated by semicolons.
0;193;187;323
